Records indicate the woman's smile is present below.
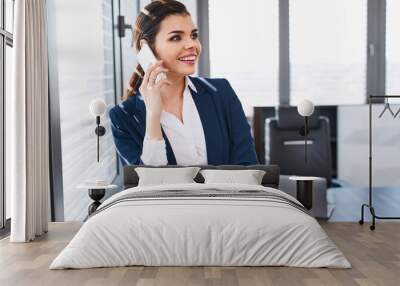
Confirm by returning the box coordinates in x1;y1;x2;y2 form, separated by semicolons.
177;54;197;65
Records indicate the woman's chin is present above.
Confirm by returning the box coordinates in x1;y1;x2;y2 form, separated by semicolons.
174;62;196;73
171;68;196;77
182;67;196;75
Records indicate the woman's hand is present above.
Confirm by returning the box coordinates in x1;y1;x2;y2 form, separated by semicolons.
139;60;171;118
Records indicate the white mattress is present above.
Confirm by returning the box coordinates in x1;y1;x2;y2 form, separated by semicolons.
50;183;350;269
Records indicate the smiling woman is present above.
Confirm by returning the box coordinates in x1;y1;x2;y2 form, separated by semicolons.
108;0;258;166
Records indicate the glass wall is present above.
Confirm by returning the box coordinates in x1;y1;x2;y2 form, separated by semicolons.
53;0;118;221
5;44;11;221
386;0;400;102
1;0;14;229
289;0;367;105
5;0;13;33
209;0;370;110
209;0;279;115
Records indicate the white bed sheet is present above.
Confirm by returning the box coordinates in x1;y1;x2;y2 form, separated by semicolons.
50;183;350;269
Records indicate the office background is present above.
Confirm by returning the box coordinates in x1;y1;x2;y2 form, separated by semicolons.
1;0;400;223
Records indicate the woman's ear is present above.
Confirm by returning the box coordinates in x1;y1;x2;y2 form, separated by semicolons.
139;39;147;50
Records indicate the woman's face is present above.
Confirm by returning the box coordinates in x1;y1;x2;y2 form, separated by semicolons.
152;14;201;77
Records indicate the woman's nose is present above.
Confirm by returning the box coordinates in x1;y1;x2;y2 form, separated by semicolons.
184;38;197;49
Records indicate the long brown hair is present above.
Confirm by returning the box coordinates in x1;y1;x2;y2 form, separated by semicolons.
123;0;190;101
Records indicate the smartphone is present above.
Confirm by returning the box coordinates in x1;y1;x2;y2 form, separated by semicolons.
136;42;167;84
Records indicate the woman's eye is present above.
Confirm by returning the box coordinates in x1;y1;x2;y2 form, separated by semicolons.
170;35;181;41
169;33;198;42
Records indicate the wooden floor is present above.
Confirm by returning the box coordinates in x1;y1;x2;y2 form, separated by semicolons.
1;222;400;286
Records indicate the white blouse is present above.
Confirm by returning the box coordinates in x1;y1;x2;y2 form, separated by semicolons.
140;76;208;166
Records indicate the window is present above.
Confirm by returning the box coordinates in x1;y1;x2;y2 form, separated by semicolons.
5;0;13;33
52;0;118;221
1;0;14;231
386;0;400;102
289;0;367;105
209;0;279;115
209;0;370;110
4;45;11;221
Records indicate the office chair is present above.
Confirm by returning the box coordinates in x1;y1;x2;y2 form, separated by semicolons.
267;107;332;185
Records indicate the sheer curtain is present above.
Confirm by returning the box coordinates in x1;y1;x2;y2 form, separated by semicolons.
7;0;49;242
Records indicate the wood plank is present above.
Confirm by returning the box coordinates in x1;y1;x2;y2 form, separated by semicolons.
0;222;400;286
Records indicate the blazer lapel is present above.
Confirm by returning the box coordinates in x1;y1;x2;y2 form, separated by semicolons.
189;77;223;165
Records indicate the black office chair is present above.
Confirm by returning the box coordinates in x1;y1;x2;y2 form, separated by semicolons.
267;107;332;186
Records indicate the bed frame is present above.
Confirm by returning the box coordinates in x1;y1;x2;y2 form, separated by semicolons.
123;165;280;190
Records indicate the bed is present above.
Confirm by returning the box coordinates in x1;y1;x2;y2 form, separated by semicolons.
50;165;350;269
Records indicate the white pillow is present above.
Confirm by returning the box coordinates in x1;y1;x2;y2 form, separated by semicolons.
200;169;266;185
135;167;201;186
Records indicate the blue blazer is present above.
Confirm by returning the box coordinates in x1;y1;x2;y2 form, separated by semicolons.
108;76;258;166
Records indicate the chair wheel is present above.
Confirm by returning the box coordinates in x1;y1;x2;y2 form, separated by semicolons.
370;225;375;231
358;220;364;225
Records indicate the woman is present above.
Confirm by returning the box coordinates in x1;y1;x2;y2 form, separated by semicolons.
109;0;258;166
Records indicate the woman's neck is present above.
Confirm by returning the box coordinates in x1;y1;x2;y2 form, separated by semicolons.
162;72;185;101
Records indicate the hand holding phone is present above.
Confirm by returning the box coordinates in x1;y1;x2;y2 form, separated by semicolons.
137;42;171;118
136;42;167;84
